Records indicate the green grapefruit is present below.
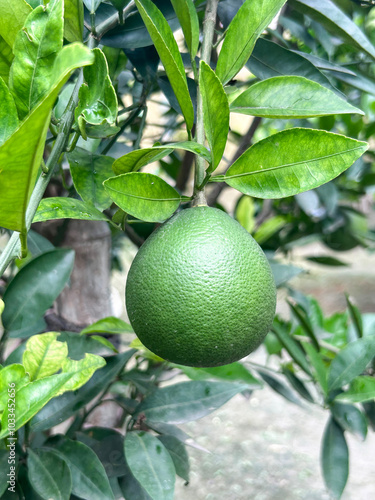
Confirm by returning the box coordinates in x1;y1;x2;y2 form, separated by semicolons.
126;206;276;367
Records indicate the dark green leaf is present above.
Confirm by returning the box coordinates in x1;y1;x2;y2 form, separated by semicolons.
281;366;315;403
0;449;12;496
335;376;375;404
33;197;110;223
221;129;368;199
83;0;102;13
328;337;375;392
135;381;247;424
230;76;363;118
104;172;182;222
125;431;175;500
301;341;328;395
272;324;312;376
177;362;262;386
306;256;348;267
0;77;18;146
292;51;356;76
64;0;84;42
158;435;189;483
331;402;367;440
0;0;32;48
170;0;199;58
216;0;287;85
345;294;363;339
59;331;117;359
327;69;375;97
81;316;133;335
118;459;152;500
2;249;74;334
67;148;115;211
256;369;302;406
134;0;194;130
28;449;72;500
321;417;349;499
27;230;54;257
199;61;229;171
146;422;210;453
289;301;320;351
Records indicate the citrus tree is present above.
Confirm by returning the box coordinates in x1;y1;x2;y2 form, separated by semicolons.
0;0;375;499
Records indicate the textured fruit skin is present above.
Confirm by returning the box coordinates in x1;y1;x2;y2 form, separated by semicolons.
126;206;276;367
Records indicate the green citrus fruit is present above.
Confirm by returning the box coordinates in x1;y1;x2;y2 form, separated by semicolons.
126;206;276;367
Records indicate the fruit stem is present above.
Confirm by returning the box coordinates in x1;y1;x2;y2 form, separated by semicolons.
193;0;219;206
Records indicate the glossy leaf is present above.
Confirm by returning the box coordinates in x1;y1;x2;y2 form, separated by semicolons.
230;76;363;118
28;449;72;500
23;332;68;381
335;376;375;403
112;142;211;175
293;51;356;76
81;316;133;335
49;437;114;500
158;435;190;483
67;148;115;211
0;0;32;48
216;0;287;84
0;43;94;233
134;0;194;130
33;197;110;223
257;370;302;406
0;364;29;412
64;0;84;42
104;172;182;222
327;337;375;392
59;353;106;392
2;249;75;334
281;367;315;403
170;0;199;58
135;381;246;424
331;402;367;440
75;48;118;139
302;342;328;395
221;129;368;199
0;78;19;146
83;0;103;13
272;324;312;376
177;363;262;387
9;0;64;120
0;36;13;81
200;61;229;171
27;230;55;257
118;459;153;500
236;195;255;233
321;418;349;499
125;431;175;500
290;0;375;61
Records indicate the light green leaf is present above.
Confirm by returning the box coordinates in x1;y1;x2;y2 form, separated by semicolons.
235;195;255;233
134;0;194;130
170;0;199;58
177;363;262;387
9;0;64;120
0;43;94;233
75;48;118;139
253;215;286;244
0;364;29;412
0;36;14;81
33;197;110;223
321;417;349;499
2;249;75;334
216;0;287;85
60;353;106;392
104;172;182;223
67;148;115;211
0;77;18;146
64;0;84;42
81;316;134;335
23;332;68;381
220;129;368;199
199;61;229;171
125;431;175;500
335;376;375;403
135;381;247;424
0;298;4;316
28;449;72;500
112;141;211;175
230;76;363;118
328;337;375;392
0;0;32;48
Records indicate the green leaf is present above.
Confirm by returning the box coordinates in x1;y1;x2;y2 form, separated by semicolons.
33;197;110;223
75;48;118;139
230;76;363;119
199;61;229;171
9;0;64;120
83;0;103;13
0;298;4;317
272;324;312;376
301;342;328;395
335;376;375;403
177;363;262;387
321;417;349;499
135;381;247;424
327;337;375;392
23;332;69;381
0;364;29;412
0;43;94;233
125;431;175;500
0;77;19;146
64;0;84;42
256;369;302;406
290;0;375;61
281;367;315;403
0;0;32;48
269;262;303;287
59;353;106;392
331;402;367;440
104;172;182;222
2;249;75;334
134;0;194;130
48;437;115;500
345;294;363;339
157;435;189;483
28;449;72;500
222;128;368;199
170;0;199;58
67;148;115;211
253;216;286;244
80;316;134;335
112;141;211;175
306;256;348;267
0;450;11;496
216;0;287;85
0;36;14;81
235;195;255;233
